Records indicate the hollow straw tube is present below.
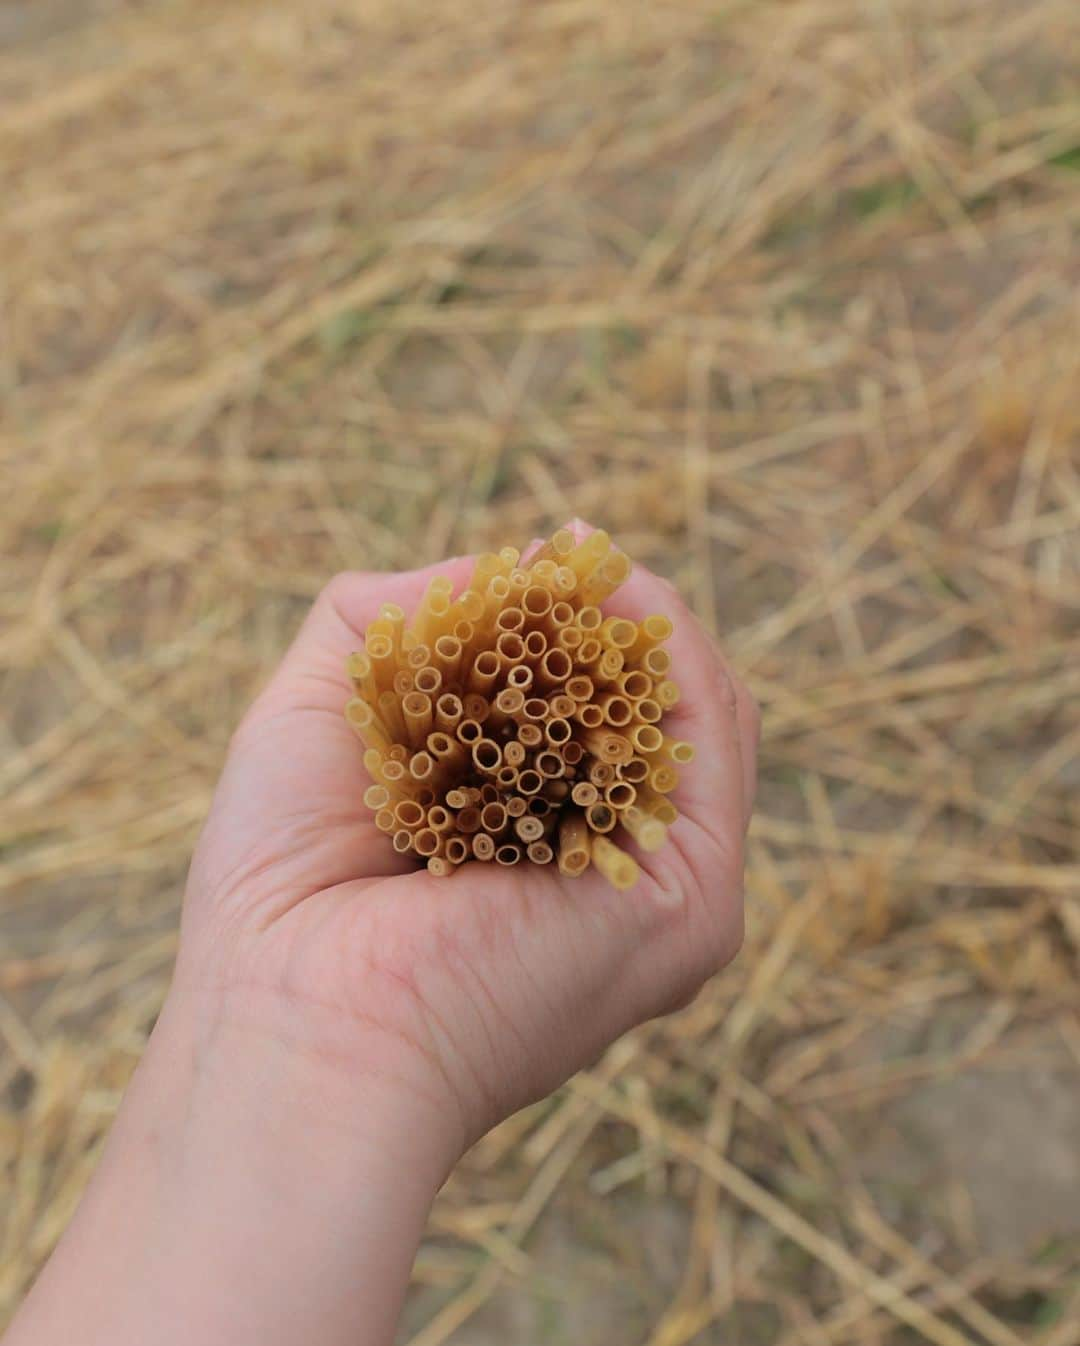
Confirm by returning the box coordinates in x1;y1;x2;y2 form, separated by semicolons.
432;635;464;684
621;805;668;852
634;786;678;825
564;529;611;581
445;837;469;865
402;691;433;748
558;812;592;875
577;550;632;605
585;801;617;833
378;690;408;742
469;553;503;594
627;614;674;661
591;835;640;891
527;528;575;567
435;693;464;734
345;699;392;753
366;632;396;693
552;566;577;599
549;693;576;720
642;646;672;678
661;735;696;763
620;756;650;784
655;680;681;709
462;693;491;724
414;665;442;697
346;651;379;702
600;616;637;650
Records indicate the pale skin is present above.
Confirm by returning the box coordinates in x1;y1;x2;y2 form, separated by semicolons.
6;523;759;1346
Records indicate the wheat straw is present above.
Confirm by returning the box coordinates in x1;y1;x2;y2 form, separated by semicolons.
435;693;464;733
445;837;469;865
631;724;663;754
642;646;672;678
558;813;592;875
378;691;407;742
414;828;440;857
471;834;495;862
605;781;636;810
618;670;652;700
515;816;545;843
655;680;680;709
621;806;667;852
535;751;565;778
565;531;610;580
463;693;490;724
549;693;576;720
635;697;662;724
586;802;616;833
408;751;434;782
456;718;482;745
590;835;639;890
528;527;575;566
345;530;688;887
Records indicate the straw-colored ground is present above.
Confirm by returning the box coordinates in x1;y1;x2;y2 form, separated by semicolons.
2;0;1079;1341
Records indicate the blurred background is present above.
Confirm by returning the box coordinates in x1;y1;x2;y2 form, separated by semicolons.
2;0;1079;1341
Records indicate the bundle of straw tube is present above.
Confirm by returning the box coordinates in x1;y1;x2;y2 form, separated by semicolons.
344;529;693;891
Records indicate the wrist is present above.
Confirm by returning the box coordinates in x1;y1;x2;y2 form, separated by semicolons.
10;989;452;1346
154;979;462;1194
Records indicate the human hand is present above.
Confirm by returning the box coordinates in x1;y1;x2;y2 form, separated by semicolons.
178;521;758;1158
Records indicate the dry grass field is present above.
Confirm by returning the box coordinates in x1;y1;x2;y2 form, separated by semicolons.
2;0;1079;1341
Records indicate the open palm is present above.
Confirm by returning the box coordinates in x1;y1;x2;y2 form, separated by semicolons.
176;534;758;1154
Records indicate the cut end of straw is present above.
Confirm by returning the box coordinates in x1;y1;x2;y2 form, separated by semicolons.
344;529;693;889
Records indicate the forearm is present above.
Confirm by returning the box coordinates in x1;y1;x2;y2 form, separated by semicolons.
6;993;450;1346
